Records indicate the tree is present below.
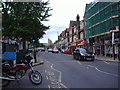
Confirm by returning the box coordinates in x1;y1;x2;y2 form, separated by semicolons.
2;1;52;49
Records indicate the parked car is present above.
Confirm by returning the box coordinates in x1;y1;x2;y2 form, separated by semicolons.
28;48;33;53
48;48;53;52
73;48;94;61
60;49;66;53
52;48;59;53
37;47;45;51
64;49;72;54
40;48;45;52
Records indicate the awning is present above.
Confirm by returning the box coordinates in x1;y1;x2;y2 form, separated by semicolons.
76;40;88;46
76;40;84;45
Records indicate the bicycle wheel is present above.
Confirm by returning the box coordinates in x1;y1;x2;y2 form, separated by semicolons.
29;71;42;85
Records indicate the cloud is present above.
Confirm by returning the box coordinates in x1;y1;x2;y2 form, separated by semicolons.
49;25;66;32
40;0;94;43
39;25;66;43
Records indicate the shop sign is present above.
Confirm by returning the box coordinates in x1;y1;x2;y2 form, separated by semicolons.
72;42;76;46
76;40;84;45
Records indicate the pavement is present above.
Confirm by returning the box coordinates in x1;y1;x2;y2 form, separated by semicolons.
32;52;44;67
32;61;44;67
32;58;44;67
95;55;120;62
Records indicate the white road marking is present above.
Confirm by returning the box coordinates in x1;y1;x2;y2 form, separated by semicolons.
86;67;89;69
51;81;59;84
48;71;54;75
77;61;82;65
46;76;49;80
46;60;68;89
87;65;119;77
104;61;110;64
60;83;69;89
104;61;119;67
45;70;47;73
48;85;51;90
49;75;57;81
50;64;62;82
51;84;61;88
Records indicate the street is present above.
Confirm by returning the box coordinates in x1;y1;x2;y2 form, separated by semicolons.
3;51;120;89
1;1;120;90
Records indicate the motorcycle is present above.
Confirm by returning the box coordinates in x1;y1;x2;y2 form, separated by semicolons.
0;53;42;87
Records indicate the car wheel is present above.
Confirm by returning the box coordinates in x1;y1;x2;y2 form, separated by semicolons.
91;59;94;61
91;57;95;61
78;56;81;61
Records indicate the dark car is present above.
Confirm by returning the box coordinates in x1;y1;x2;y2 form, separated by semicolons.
73;48;94;61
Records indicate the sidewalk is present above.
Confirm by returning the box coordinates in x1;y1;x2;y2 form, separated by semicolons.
32;52;44;67
95;55;120;62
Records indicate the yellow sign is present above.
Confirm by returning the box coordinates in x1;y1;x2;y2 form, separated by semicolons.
72;42;76;46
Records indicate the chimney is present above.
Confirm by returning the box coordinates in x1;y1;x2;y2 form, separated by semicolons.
76;14;80;21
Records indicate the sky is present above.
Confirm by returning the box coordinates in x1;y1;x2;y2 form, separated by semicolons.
39;0;94;43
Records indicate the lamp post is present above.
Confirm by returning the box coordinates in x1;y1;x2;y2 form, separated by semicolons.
32;32;37;63
33;46;37;63
112;30;116;60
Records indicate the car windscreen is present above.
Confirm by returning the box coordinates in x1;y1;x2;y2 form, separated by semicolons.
79;48;88;54
80;48;93;54
53;49;58;51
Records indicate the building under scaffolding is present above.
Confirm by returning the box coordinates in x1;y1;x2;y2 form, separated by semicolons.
85;2;120;59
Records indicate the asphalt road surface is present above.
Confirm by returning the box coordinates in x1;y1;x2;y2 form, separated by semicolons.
3;51;120;89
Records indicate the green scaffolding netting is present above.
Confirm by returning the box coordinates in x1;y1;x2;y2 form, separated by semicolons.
86;2;120;38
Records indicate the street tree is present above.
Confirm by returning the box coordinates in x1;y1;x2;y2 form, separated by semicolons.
2;1;52;50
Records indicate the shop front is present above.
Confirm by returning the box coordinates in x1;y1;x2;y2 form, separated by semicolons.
76;39;89;48
76;40;84;48
69;42;76;51
90;31;120;60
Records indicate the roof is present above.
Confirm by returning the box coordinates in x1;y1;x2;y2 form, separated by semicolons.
69;21;78;28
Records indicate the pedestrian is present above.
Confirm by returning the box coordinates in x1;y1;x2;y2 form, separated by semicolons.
95;48;100;56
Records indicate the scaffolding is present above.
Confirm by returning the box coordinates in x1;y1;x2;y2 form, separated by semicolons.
85;2;120;38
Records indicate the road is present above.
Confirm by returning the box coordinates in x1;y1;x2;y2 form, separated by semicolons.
3;51;120;89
